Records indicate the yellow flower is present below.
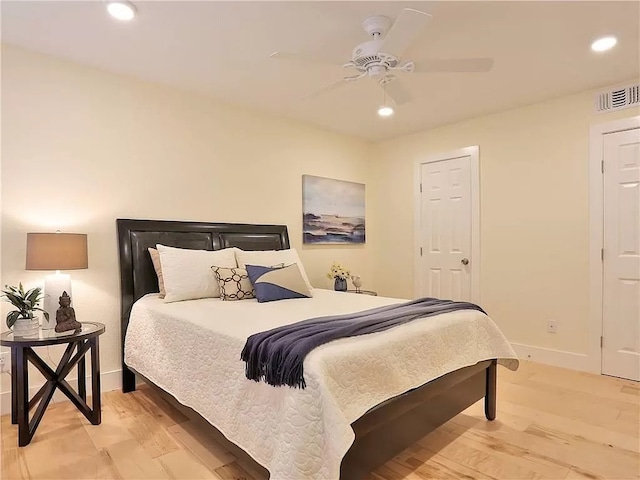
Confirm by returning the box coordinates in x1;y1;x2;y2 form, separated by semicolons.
328;261;351;279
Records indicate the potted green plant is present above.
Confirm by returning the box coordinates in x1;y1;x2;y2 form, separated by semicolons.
2;283;48;337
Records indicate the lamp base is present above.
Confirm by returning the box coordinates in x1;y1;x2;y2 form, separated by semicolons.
43;274;72;330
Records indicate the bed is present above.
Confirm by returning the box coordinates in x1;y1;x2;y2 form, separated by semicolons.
117;218;518;479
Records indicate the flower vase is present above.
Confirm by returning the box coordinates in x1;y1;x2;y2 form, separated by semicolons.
334;277;347;292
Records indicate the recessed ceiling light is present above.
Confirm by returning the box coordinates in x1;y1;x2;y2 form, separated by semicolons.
377;106;394;117
591;36;617;52
106;1;136;21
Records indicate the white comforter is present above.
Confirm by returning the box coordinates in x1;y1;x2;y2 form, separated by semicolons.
124;290;518;479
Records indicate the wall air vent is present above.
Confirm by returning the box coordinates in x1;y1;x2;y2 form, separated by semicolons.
596;83;640;113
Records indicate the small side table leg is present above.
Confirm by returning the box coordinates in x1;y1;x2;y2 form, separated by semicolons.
15;347;31;446
77;342;86;402
89;337;101;425
11;347;18;425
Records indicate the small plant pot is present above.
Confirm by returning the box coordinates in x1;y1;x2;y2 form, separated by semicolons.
12;316;40;338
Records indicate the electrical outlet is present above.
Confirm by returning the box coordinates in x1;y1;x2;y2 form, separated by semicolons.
0;352;6;373
547;320;557;334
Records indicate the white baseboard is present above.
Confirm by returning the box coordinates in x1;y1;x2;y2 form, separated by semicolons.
0;369;121;416
511;342;595;373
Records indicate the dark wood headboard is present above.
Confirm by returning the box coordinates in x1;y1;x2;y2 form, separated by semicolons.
116;218;290;392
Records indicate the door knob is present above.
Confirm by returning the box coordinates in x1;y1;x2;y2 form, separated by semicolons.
461;258;469;265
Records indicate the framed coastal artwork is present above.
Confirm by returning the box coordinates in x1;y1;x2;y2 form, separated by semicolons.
302;175;365;244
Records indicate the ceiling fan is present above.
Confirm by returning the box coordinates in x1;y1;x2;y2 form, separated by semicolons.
271;8;494;108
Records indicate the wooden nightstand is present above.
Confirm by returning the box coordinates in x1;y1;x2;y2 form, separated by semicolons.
1;322;105;446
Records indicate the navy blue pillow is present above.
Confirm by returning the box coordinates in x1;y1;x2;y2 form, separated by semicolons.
245;264;312;303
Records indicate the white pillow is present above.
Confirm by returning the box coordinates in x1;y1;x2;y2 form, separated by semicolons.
235;248;314;294
157;244;237;303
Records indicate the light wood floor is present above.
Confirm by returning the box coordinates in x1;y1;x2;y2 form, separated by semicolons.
1;361;639;480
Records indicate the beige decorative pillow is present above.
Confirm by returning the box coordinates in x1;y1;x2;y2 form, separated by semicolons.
211;266;255;301
148;248;166;298
245;263;312;303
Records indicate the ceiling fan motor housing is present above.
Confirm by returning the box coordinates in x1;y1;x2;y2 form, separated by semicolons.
351;15;400;78
352;40;399;77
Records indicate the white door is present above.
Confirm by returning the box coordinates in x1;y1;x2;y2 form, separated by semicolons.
419;155;472;301
602;128;640;381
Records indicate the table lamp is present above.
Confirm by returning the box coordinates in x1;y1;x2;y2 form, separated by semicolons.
26;232;88;329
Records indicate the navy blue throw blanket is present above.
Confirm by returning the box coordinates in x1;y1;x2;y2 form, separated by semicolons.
240;297;486;389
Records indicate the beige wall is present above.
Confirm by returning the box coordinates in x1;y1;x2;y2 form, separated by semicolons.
371;86;639;355
2;43;638;402
0;46;374;397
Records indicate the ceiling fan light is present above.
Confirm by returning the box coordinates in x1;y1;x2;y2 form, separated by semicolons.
591;36;617;52
106;1;136;21
377;106;394;117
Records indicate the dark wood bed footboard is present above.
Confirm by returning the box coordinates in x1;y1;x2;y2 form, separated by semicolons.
341;359;495;479
126;360;497;480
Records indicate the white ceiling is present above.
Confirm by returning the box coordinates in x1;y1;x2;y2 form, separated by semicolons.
2;1;639;141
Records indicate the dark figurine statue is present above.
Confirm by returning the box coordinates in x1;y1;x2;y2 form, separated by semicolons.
55;291;81;333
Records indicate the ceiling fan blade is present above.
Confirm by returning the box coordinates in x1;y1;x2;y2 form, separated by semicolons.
270;51;343;67
381;78;412;106
380;9;431;57
301;78;350;101
412;58;494;73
